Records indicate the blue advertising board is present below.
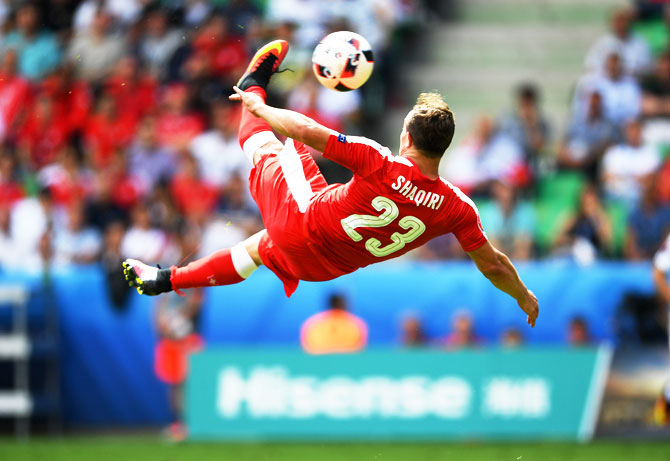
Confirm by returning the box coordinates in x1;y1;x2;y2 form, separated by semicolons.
186;347;611;440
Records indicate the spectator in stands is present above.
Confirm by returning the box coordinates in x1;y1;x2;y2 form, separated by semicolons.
442;116;527;195
651;229;670;426
190;14;248;86
67;10;126;82
626;174;670;260
156;83;205;152
641;51;670;118
180;44;230;114
38;147;92;207
558;91;617;180
300;293;368;354
500;82;550;173
480;181;536;260
138;7;183;81
52;201;101;265
574;53;642;130
40;63;92;139
0;206;18;269
444;309;482;349
83;92;136;168
265;0;325;51
585;7;652;75
121;202;168;263
73;0;143;32
104;56;157;128
640;51;670;148
101;220;131;309
601;118;660;205
400;313;427;347
501;327;524;348
153;225;203;442
182;0;212;27
85;167;131;230
190;100;249;189
128;116;176;194
554;184;613;259
270;21;311;96
567;316;592;346
17;94;71;168
0;50;30;141
9;187;53;272
198;213;249;258
218;173;261;234
223;0;263;33
0;150;24;209
170;154;218;221
2;2;62;80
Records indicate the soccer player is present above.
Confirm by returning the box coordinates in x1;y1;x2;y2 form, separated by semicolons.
123;40;539;327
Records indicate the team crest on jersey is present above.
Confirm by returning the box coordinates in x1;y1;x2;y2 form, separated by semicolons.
337;133;347;143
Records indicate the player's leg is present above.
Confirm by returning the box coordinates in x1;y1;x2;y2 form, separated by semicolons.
123;230;265;295
236;40;288;166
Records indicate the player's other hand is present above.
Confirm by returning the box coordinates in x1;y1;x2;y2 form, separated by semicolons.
229;86;265;117
519;290;539;328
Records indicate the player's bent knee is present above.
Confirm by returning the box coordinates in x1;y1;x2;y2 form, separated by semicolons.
253;140;283;165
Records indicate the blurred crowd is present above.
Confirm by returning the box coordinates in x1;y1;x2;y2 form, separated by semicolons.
0;0;420;299
299;292;594;353
0;0;668;290
439;3;670;265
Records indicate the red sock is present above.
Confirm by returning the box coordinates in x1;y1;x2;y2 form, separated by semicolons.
171;248;252;290
238;86;271;148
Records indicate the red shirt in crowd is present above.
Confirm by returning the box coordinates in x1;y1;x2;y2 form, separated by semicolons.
170;172;218;218
0;71;31;137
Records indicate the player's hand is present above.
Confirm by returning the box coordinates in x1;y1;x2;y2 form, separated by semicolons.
518;290;539;328
229;86;265;117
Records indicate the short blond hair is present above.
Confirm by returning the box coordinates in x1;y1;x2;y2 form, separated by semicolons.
408;92;455;158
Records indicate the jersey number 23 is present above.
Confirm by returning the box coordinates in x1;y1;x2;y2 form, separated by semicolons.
341;196;426;257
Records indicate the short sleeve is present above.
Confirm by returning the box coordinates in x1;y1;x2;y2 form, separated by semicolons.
323;133;392;177
654;235;670;272
453;201;489;252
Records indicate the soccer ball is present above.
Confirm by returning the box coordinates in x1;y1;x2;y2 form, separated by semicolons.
312;31;374;92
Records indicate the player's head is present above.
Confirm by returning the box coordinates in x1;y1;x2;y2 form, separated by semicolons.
327;293;347;311
401;92;455;159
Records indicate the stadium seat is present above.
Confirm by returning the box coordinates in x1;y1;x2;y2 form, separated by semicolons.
605;201;629;256
534;172;586;252
537;171;586;207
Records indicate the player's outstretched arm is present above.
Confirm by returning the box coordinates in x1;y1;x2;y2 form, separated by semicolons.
230;86;332;152
467;241;539;327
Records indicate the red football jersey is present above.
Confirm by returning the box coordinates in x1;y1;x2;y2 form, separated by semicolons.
292;133;488;281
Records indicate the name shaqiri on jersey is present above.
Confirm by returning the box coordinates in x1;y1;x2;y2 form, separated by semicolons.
390;175;445;210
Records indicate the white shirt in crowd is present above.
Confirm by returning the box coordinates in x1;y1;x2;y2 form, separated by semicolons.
601;143;660;203
53;227;101;266
189;131;250;188
121;226;167;263
573;72;641;126
441;134;524;189
585;33;652;75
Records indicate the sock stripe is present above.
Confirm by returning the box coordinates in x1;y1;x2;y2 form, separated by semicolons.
230;243;258;279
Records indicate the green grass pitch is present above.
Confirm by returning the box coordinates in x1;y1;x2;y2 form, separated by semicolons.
2;437;670;461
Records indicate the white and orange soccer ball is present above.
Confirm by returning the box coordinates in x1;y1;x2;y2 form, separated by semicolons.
312;31;374;92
